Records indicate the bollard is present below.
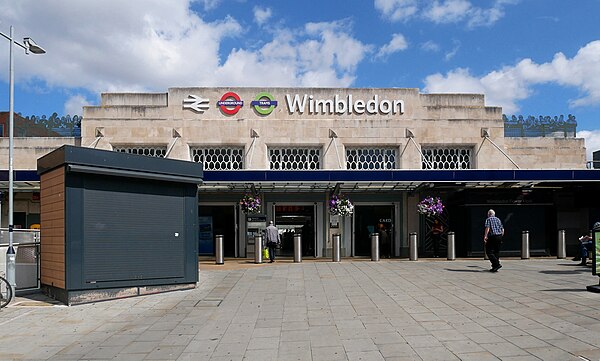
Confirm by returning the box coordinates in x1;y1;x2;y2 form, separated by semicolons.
215;234;224;265
371;233;380;261
521;230;530;259
294;234;302;263
332;234;341;262
409;232;418;261
447;231;456;260
557;229;566;259
255;234;263;264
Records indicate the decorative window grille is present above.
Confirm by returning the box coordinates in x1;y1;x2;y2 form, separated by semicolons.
346;147;397;170
422;147;472;169
113;145;166;158
269;147;320;170
190;147;244;170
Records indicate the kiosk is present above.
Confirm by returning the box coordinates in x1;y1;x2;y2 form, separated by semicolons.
37;145;203;305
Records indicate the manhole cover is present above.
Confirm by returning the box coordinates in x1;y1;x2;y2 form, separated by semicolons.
195;299;222;307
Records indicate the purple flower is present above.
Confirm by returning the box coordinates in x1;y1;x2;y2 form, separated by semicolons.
417;196;444;217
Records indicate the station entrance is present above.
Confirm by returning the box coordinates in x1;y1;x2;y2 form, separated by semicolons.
198;205;236;257
273;205;316;258
354;205;394;257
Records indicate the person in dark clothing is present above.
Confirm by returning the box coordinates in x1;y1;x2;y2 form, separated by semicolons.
431;219;444;257
484;209;504;272
378;223;390;258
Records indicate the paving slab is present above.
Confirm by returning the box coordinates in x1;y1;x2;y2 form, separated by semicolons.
1;258;599;360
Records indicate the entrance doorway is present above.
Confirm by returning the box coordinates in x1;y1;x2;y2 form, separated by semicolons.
354;205;394;257
198;205;236;257
274;205;316;257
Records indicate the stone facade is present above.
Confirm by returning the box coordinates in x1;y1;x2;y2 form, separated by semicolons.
82;87;586;170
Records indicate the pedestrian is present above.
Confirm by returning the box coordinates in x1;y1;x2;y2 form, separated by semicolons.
484;209;504;272
378;223;390;258
265;220;281;263
431;219;444;257
574;221;600;265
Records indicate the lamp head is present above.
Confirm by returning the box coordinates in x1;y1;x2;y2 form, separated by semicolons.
23;37;46;54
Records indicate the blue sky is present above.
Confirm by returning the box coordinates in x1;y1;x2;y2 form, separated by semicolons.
1;0;600;158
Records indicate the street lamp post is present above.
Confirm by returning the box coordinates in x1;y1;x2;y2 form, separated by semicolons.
1;26;45;291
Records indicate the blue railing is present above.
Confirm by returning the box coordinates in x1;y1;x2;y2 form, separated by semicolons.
503;114;576;138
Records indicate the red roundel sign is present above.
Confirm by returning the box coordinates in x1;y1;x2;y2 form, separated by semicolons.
217;92;244;115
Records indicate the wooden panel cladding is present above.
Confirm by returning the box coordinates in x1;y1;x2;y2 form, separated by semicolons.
40;166;65;289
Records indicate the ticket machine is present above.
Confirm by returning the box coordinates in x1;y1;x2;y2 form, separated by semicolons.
246;214;267;257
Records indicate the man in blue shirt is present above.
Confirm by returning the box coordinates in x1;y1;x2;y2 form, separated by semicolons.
484;209;504;272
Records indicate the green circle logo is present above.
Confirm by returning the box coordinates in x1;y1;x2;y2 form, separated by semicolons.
250;92;278;115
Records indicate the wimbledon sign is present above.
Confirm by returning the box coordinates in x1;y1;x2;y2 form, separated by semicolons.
285;94;404;115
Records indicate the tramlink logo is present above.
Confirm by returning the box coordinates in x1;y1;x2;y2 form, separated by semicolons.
182;95;210;113
285;94;404;115
250;92;278;115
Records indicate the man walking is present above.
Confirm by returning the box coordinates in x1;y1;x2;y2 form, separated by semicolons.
265;220;280;263
484;209;504;272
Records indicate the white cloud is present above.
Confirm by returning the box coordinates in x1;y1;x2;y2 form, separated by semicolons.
424;40;600;114
577;130;600;162
444;40;461;61
198;0;222;11
421;40;441;52
377;33;408;58
406;0;516;28
424;0;471;24
374;0;418;21
64;95;91;116
253;6;272;26
0;1;371;99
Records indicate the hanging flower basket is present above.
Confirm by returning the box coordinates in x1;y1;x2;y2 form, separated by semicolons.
329;194;354;217
417;196;444;217
240;193;261;214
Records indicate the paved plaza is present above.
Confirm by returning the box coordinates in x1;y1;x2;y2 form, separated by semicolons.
1;258;599;361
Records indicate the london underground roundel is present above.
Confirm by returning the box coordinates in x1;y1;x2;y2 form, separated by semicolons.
250;92;278;115
217;92;244;115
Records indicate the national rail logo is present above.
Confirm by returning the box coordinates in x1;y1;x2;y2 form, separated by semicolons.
250;92;278;115
217;92;244;115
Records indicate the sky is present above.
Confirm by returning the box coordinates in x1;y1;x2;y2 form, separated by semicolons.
1;0;600;160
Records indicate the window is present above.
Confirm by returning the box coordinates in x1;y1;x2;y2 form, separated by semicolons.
113;145;166;158
190;146;244;170
269;147;320;170
346;147;397;170
422;147;472;169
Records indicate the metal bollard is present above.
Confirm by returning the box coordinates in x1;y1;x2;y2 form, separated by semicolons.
294;234;302;263
521;230;530;259
409;232;418;261
557;229;566;259
332;234;341;262
255;235;263;264
215;234;224;265
447;231;456;260
371;233;380;261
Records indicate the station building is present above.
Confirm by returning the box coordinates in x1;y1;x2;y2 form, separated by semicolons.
1;87;598;259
